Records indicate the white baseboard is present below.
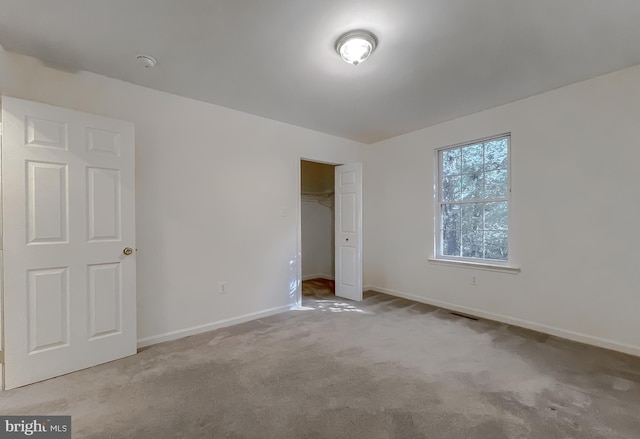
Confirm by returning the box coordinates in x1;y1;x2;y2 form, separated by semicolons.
367;285;640;358
302;274;334;281
137;304;295;348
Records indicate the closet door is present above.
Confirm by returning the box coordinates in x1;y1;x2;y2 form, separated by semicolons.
334;163;362;301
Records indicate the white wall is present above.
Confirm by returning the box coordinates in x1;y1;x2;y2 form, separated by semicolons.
0;48;363;346
301;199;334;279
364;64;640;356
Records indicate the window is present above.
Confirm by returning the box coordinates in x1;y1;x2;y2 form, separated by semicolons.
436;134;510;263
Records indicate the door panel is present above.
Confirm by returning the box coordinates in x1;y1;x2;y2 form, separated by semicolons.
27;267;70;352
339;246;357;287
87;262;122;339
2;96;136;389
87;167;121;241
27;161;69;243
86;127;121;156
335;163;362;301
26;117;67;149
340;193;356;233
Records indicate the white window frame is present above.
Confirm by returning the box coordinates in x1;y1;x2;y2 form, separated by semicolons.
432;133;515;270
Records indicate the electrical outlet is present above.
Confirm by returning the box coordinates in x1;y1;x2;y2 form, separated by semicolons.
219;282;227;294
471;276;478;286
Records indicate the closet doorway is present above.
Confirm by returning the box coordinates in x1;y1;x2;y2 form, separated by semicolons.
300;160;337;298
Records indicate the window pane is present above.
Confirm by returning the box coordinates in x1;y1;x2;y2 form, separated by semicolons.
484;169;507;199
442;175;461;202
484;201;508;230
484;230;508;260
462;231;483;258
462;144;483;174
442;148;461;176
441;203;461;231
442;229;460;256
461;203;483;232
437;135;509;263
461;173;484;200
484;139;508;171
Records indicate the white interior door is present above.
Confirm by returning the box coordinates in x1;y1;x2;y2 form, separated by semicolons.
335;163;362;301
2;96;136;389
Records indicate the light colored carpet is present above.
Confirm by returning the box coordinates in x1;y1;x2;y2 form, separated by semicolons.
1;279;639;438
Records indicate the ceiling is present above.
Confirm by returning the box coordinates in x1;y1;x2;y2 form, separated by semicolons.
2;1;640;144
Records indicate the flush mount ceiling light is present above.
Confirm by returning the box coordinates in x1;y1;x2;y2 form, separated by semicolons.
335;30;377;66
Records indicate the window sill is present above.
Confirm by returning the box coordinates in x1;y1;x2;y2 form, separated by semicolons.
427;258;521;274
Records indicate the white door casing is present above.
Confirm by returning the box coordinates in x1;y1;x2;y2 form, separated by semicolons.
2;97;136;389
334;163;362;301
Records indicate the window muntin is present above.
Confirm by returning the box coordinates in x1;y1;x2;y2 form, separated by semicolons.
437;135;509;262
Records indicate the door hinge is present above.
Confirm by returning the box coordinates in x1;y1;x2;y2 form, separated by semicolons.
0;351;4;364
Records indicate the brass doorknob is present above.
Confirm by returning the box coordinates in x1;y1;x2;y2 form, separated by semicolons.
123;247;133;255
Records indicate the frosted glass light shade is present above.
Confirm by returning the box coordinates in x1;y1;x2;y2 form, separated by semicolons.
336;31;377;66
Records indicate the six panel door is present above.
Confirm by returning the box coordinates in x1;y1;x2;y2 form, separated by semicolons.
2;96;136;389
334;163;362;301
